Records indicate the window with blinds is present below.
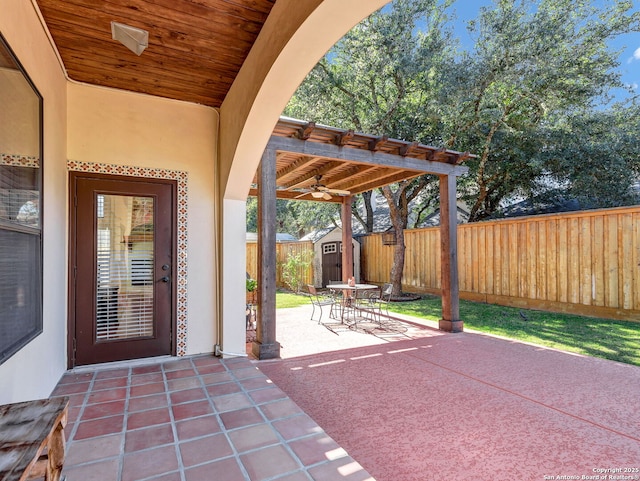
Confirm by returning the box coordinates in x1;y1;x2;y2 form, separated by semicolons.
0;229;41;362
95;195;154;341
0;168;42;363
0;169;42;362
0;33;43;365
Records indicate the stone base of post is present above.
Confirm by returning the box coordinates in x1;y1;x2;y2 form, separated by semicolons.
251;341;281;359
439;319;464;333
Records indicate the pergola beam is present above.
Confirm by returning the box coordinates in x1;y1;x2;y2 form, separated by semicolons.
296;121;316;140
336;170;423;195
280;161;343;190
249;188;345;203
276;155;319;182
267;136;469;177
336;129;355;146
320;165;372;188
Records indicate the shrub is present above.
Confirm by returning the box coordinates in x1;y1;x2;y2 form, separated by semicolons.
280;250;313;293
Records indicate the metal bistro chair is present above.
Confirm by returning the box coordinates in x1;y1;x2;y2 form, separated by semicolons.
368;283;393;324
327;280;345;319
307;284;340;324
355;288;379;322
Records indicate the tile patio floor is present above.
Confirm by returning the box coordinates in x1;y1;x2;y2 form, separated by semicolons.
48;305;640;481
51;355;374;481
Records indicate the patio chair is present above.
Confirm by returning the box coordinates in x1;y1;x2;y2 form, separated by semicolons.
327;281;345;319
367;283;393;324
307;285;340;323
352;287;376;317
327;280;343;295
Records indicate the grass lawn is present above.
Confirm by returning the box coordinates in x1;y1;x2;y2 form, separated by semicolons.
276;290;311;309
274;290;640;367
387;294;640;367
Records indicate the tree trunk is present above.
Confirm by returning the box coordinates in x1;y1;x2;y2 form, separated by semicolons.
389;228;405;298
352;192;375;233
381;185;407;297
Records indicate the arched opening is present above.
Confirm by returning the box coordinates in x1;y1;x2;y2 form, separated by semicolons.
217;0;389;356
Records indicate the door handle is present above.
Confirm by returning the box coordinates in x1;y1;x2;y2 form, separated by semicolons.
160;276;170;283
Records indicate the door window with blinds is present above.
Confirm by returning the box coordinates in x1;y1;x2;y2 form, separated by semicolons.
71;174;173;366
0;34;43;365
96;195;155;340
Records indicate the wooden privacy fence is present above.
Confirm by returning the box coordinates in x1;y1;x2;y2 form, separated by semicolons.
246;241;314;290
361;206;640;321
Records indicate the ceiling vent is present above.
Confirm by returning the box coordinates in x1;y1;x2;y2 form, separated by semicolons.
111;21;148;56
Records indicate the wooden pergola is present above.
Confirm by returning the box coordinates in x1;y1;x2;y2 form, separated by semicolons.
251;117;473;359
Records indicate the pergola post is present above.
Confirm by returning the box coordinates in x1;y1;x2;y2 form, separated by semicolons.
253;149;281;359
341;196;354;281
439;173;463;332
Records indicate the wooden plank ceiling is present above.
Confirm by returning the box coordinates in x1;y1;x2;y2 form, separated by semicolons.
35;0;276;107
33;2;475;198
249;117;473;203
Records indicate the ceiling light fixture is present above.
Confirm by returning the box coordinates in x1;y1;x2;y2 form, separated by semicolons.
111;21;148;56
310;191;325;199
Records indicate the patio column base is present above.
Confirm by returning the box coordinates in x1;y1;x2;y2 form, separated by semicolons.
439;319;463;332
251;341;281;360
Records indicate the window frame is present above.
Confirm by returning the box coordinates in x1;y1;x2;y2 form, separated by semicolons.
322;243;337;255
0;33;44;366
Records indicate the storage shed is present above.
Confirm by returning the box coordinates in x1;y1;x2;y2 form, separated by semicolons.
300;227;361;287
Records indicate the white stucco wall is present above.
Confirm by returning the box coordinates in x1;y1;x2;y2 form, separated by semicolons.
221;198;248;357
0;0;69;404
67;83;218;357
0;0;390;402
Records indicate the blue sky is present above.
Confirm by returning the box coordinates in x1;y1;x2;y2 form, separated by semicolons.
443;0;640;102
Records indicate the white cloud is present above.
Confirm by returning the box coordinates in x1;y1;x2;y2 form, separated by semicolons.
634;47;640;61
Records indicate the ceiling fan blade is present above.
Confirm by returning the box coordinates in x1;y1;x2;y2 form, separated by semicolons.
294;192;310;199
322;192;332;200
327;188;351;195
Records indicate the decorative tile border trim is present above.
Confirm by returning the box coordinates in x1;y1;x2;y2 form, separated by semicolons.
67;160;189;356
1;153;40;167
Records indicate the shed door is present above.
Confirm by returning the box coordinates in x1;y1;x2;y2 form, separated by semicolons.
321;242;342;285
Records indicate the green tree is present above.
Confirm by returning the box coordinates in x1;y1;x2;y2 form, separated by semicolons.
246;197;340;239
435;0;639;220
537;104;640;208
286;0;455;295
284;0;640;294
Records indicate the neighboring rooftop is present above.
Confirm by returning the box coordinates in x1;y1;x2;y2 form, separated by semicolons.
246;232;298;243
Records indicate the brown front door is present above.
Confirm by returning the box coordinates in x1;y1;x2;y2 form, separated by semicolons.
69;173;176;366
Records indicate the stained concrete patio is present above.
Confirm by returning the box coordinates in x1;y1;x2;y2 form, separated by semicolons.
51;304;640;480
262;306;640;480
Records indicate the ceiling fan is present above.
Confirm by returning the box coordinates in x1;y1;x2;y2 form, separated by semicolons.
294;175;351;200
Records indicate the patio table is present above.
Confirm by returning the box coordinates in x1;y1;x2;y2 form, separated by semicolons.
326;283;378;325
